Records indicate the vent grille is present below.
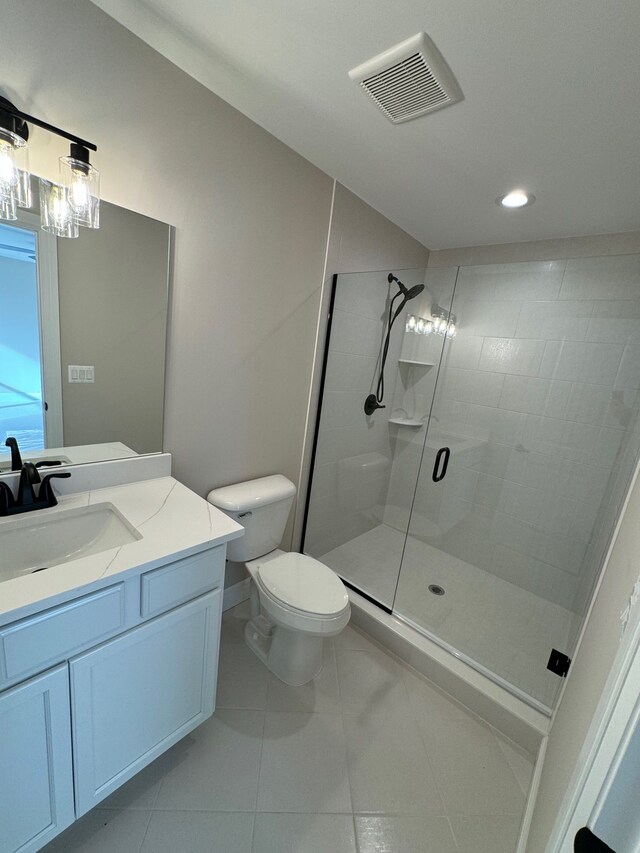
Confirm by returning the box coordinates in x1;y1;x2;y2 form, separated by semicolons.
349;33;463;124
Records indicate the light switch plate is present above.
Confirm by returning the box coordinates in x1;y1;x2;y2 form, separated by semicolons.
68;365;95;383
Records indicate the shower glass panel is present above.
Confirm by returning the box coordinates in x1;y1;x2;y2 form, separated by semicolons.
394;255;640;710
304;266;453;608
304;254;640;713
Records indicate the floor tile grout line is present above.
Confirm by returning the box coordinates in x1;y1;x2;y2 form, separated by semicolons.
400;668;451;819
351;811;360;853
445;815;463;853
249;811;257;853
490;726;532;798
93;802;525;817
253;706;268;815
135;809;155;853
338;704;355;816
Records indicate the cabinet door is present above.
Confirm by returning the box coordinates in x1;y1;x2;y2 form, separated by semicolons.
71;589;222;816
0;664;74;853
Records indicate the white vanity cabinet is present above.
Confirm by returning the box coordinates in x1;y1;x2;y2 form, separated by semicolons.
0;544;227;853
71;588;222;815
0;665;75;853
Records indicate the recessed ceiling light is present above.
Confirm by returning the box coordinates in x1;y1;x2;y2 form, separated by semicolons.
496;190;535;209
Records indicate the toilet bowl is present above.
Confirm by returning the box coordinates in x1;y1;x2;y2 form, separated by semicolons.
207;475;350;685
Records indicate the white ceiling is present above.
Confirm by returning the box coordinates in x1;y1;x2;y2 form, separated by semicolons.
91;0;640;249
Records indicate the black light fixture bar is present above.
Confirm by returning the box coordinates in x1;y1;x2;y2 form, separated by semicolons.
0;95;97;152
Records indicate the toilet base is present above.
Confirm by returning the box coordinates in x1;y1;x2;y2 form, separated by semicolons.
244;618;324;686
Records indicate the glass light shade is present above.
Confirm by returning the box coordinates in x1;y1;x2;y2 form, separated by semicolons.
0;191;17;221
39;179;79;238
15;169;32;208
60;156;99;228
416;317;425;334
406;314;417;332
423;320;434;335
446;322;457;338
15;140;31;208
0;127;26;198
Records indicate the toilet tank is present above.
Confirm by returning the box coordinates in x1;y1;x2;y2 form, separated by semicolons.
207;474;297;562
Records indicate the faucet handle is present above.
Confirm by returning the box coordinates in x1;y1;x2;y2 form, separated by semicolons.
39;472;71;507
17;462;41;507
0;481;16;515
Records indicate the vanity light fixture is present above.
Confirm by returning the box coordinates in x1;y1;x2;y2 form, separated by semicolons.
497;189;535;209
0;95;99;236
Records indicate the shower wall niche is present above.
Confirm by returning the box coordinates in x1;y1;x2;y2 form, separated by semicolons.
303;254;640;711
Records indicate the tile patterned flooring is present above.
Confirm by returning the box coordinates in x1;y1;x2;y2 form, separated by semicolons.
43;602;534;853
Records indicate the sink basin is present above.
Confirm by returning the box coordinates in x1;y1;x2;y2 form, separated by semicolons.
0;503;142;582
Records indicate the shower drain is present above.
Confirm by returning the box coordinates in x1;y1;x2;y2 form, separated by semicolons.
428;584;445;596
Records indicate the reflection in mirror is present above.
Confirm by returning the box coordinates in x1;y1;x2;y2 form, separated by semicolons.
0;183;171;472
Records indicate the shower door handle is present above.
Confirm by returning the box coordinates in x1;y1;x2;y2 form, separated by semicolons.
432;447;450;482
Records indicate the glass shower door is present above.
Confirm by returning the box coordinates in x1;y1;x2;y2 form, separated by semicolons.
393;256;640;711
303;266;453;609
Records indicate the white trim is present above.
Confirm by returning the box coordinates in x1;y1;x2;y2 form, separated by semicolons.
36;221;63;448
549;608;640;851
517;735;548;853
10;210;64;448
223;578;251;612
546;454;640;852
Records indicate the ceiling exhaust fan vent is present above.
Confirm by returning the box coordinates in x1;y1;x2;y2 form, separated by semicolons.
349;32;463;124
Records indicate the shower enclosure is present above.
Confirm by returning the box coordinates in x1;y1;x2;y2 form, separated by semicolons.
302;255;640;711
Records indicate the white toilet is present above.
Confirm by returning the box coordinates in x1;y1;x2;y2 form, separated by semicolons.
207;474;350;686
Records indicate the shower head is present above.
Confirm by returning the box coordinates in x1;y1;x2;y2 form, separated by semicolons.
388;273;425;302
366;277;426;416
404;283;425;301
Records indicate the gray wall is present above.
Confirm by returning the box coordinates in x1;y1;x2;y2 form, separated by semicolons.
3;0;332;522
528;459;640;851
2;1;427;589
293;184;430;547
57;202;169;453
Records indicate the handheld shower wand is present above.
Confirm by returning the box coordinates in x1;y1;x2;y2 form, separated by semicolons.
364;273;425;416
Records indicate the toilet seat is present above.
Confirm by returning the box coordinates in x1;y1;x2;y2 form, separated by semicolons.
256;552;349;617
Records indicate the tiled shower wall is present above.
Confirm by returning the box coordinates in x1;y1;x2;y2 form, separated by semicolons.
427;254;640;611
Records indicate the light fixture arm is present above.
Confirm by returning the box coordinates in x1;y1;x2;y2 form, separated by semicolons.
0;95;97;153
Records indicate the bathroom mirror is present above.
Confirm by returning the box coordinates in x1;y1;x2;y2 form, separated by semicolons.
0;179;171;472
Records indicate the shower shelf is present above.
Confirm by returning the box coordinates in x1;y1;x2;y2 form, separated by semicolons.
398;359;435;367
388;418;424;428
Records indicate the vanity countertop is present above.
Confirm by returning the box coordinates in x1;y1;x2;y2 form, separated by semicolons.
0;476;244;626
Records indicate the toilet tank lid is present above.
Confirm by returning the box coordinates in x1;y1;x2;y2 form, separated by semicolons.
207;474;296;512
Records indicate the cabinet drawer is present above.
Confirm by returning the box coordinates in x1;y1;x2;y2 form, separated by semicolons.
140;547;224;619
0;584;126;684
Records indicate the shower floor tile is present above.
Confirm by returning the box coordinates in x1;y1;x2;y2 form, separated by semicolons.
321;523;573;708
43;603;533;853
